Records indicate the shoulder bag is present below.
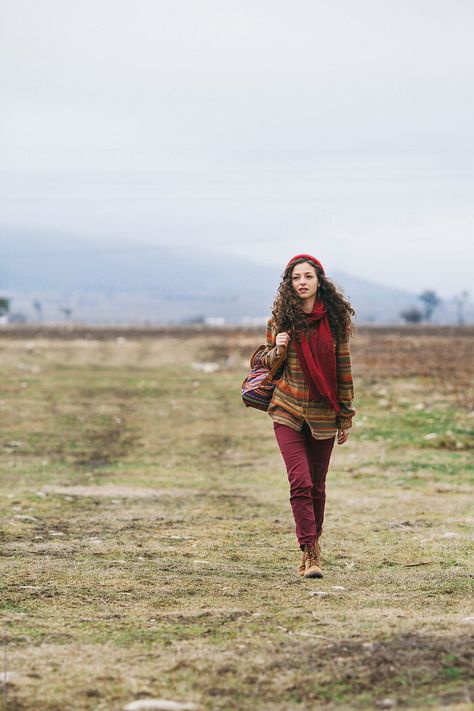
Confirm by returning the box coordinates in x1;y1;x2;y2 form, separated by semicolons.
241;343;287;411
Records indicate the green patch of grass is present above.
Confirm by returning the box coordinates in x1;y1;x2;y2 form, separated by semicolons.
357;407;473;450
1;601;31;614
441;654;463;680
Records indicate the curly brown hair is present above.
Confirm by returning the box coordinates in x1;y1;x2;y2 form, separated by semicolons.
270;257;356;341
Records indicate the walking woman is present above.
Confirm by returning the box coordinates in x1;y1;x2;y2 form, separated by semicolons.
260;253;356;579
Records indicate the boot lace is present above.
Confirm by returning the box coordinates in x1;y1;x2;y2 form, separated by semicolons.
306;542;320;568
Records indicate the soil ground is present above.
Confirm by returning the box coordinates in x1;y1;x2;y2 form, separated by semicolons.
1;325;473;710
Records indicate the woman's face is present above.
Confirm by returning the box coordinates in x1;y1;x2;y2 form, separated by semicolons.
291;261;319;300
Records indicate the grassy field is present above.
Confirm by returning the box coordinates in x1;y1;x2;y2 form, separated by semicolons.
1;325;473;710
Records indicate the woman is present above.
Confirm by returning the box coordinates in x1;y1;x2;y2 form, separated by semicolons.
260;253;356;579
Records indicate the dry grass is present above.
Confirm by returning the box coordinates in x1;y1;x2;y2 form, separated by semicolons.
1;327;473;710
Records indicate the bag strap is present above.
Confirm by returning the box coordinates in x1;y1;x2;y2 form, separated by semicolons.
263;345;287;382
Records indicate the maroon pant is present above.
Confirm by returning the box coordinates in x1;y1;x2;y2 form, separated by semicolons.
273;420;335;550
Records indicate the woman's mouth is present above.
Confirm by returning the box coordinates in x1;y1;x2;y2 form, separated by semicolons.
299;288;308;293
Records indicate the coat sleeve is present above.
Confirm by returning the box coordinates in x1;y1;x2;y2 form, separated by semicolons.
259;318;281;369
335;334;356;429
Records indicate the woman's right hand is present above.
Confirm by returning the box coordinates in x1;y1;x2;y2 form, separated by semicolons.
275;331;290;354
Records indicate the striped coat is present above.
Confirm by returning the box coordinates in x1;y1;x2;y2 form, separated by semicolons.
260;318;356;439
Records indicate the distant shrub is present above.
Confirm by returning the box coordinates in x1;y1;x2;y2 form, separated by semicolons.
400;307;423;323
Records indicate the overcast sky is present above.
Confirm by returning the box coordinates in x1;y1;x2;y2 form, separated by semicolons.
1;0;473;297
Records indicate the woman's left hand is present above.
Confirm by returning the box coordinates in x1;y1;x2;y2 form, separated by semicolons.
337;428;350;445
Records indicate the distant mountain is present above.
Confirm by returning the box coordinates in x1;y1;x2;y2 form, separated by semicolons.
0;228;273;299
0;228;468;324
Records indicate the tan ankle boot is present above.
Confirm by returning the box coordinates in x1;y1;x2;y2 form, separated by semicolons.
302;540;323;578
297;550;306;576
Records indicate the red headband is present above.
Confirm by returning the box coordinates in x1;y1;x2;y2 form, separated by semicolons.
286;253;325;274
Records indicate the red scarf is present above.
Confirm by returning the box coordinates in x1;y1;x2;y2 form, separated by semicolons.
293;298;341;414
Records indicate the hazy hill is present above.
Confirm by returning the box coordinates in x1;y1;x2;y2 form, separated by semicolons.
0;229;467;324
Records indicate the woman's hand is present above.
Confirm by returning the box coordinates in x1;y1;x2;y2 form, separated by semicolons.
337;428;350;445
275;331;290;354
